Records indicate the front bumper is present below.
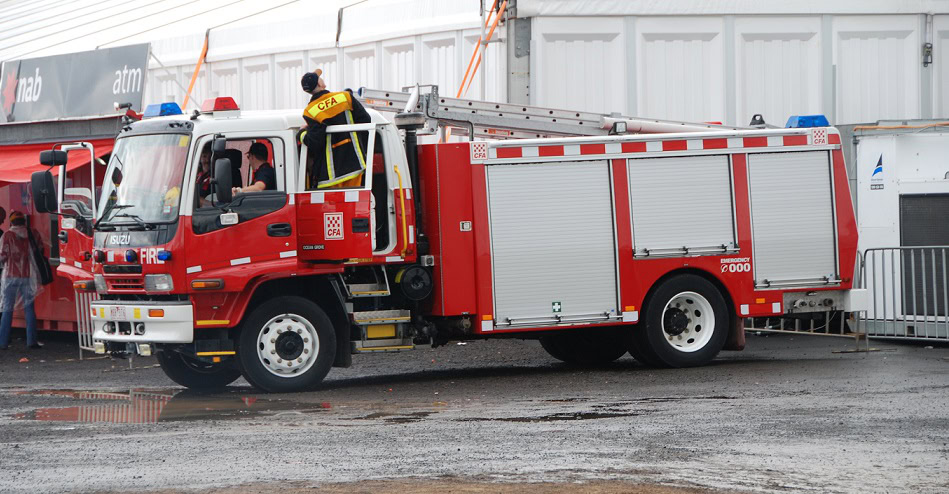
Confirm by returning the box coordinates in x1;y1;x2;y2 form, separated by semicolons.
90;301;194;343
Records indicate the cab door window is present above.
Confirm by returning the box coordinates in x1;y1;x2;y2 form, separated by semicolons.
192;137;287;234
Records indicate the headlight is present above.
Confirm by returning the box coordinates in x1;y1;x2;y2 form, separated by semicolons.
144;274;174;293
94;274;107;294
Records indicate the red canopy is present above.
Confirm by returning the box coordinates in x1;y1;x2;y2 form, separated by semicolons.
0;139;114;187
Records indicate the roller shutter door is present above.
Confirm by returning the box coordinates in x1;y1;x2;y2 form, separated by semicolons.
487;161;618;326
628;155;736;256
900;194;949;317
747;151;838;287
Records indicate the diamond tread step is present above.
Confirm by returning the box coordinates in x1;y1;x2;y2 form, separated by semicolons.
352;309;411;325
353;337;415;352
347;283;391;297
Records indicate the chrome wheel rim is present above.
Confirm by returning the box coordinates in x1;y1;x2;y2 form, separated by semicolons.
661;291;715;353
255;313;320;378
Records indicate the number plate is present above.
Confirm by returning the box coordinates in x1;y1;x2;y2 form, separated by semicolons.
110;306;128;321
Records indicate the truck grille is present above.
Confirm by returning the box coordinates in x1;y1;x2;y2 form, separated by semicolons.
108;277;145;290
104;264;143;274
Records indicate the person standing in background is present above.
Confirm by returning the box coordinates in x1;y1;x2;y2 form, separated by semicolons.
0;211;41;350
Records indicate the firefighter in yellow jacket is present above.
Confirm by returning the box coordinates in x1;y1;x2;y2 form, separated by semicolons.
300;69;371;189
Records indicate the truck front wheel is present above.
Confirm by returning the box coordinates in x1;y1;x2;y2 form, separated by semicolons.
237;296;337;393
156;350;241;389
631;274;729;367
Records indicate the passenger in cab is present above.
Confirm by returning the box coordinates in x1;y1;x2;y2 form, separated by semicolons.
299;69;370;189
195;145;212;198
232;142;276;194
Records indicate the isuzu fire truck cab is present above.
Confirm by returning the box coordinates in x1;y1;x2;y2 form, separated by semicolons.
33;93;867;393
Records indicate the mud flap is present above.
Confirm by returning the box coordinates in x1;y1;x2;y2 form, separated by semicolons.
724;313;745;351
329;277;352;368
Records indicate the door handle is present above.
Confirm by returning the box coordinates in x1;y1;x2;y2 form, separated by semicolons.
58;230;68;243
267;223;292;237
352;217;370;233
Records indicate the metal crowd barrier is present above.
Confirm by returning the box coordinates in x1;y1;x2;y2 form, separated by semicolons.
74;290;100;359
744;252;868;351
861;246;949;341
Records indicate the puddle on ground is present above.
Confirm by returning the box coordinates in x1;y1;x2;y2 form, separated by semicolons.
348;411;435;424
459;411;645;423
6;389;330;424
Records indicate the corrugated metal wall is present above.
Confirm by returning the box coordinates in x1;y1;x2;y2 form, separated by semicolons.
140;8;945;127
146;26;507;114
531;14;948;126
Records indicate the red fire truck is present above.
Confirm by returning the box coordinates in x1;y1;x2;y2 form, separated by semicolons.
32;88;866;392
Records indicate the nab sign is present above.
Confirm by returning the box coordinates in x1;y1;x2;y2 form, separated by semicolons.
0;44;149;124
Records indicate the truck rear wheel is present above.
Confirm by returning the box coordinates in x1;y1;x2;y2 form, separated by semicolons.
539;328;628;365
631;274;729;367
156;350;241;389
237;296;336;393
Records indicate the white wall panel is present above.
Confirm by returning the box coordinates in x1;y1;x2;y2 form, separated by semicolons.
462;28;507;102
145;69;181;107
637;17;724;122
344;45;377;89
308;50;339;90
422;33;460;96
241;55;273;111
382;40;416;93
184;67;210;111
735;17;821;127
209;60;240;102
532;17;626;114
834;15;919;123
274;52;307;110
935;15;949;118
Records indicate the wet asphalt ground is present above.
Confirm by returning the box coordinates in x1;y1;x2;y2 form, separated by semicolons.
0;330;947;493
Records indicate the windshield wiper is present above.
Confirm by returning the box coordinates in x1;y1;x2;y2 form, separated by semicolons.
110;212;156;231
95;204;133;230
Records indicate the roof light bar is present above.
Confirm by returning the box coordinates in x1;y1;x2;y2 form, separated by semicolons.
143;102;183;118
785;114;829;128
200;97;240;112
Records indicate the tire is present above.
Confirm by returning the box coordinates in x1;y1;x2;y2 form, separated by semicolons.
237;296;337;393
539;328;629;365
632;274;729;368
625;336;664;367
156;350;241;390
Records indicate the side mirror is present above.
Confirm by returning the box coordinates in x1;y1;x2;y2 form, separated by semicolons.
214;158;233;204
31;171;58;213
212;136;227;154
39;150;68;166
111;167;123;186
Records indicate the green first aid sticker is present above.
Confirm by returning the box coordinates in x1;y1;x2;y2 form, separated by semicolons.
552;301;562;313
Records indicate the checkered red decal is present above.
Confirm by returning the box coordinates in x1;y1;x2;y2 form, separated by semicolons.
488;130;837;160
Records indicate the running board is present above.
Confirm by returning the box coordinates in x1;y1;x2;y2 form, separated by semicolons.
353;337;415;353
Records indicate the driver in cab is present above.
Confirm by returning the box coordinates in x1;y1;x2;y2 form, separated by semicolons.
232;142;276;194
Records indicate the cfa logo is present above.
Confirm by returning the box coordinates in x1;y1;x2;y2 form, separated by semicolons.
324;212;344;240
315;95;343;112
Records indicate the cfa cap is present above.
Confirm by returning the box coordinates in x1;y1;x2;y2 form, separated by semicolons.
301;68;323;93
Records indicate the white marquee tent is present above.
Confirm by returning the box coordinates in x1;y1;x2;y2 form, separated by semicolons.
2;0;949;125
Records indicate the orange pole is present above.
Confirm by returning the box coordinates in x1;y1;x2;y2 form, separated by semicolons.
456;0;498;98
464;0;506;96
182;29;210;110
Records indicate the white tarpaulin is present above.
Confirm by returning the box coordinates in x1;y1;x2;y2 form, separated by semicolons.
517;0;949;17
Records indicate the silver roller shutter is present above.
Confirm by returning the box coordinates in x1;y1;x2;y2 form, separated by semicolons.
487;161;619;327
747;151;838;287
628;155;736;256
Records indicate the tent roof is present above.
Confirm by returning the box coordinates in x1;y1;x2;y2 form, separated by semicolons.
0;0;482;67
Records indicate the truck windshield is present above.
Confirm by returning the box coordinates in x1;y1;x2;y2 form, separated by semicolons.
97;133;190;226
